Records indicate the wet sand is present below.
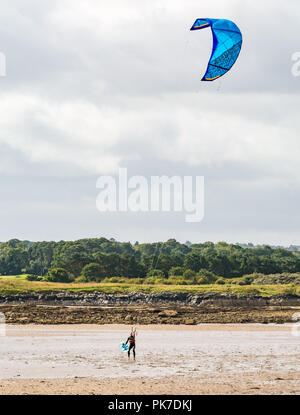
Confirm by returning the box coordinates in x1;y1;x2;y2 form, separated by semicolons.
1;372;299;395
0;324;299;395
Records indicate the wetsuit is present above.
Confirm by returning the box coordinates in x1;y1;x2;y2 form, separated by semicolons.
125;334;136;358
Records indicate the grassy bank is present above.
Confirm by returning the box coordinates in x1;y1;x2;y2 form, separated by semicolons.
0;276;299;296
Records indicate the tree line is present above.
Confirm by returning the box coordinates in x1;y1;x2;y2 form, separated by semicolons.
1;238;300;282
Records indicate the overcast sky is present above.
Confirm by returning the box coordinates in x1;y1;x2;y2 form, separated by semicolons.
0;0;299;245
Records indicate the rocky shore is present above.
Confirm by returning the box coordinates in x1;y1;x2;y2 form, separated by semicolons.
0;292;299;324
1;291;299;307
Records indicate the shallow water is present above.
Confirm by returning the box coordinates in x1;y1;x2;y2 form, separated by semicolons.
0;326;299;379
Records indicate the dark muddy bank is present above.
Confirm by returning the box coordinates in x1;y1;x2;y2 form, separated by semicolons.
0;292;299;324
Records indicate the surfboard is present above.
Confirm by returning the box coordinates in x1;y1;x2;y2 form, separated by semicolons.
120;341;129;352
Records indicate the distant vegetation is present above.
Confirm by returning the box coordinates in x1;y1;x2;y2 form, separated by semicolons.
0;238;300;286
0;276;298;297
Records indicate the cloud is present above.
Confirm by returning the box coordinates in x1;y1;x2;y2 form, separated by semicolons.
0;90;299;184
0;0;299;242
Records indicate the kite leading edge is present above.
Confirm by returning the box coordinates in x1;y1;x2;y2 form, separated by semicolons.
190;18;242;82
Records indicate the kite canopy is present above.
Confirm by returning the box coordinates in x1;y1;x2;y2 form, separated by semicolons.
190;18;242;81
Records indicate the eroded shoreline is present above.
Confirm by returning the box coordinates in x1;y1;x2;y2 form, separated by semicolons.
1;291;300;324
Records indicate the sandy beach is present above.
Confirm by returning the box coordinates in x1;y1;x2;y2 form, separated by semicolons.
0;324;299;395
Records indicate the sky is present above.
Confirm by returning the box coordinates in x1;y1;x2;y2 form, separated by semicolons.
0;0;299;245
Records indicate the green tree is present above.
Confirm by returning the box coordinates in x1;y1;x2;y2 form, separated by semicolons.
0;248;28;275
45;268;73;283
183;269;197;282
169;266;184;276
81;263;106;282
146;269;165;278
53;251;92;277
184;252;205;272
197;269;218;284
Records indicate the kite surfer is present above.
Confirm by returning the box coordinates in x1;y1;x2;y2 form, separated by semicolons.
125;327;137;360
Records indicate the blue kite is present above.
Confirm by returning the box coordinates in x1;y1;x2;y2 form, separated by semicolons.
190;18;242;81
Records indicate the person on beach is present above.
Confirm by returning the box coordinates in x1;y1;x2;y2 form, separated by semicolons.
125;327;137;360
